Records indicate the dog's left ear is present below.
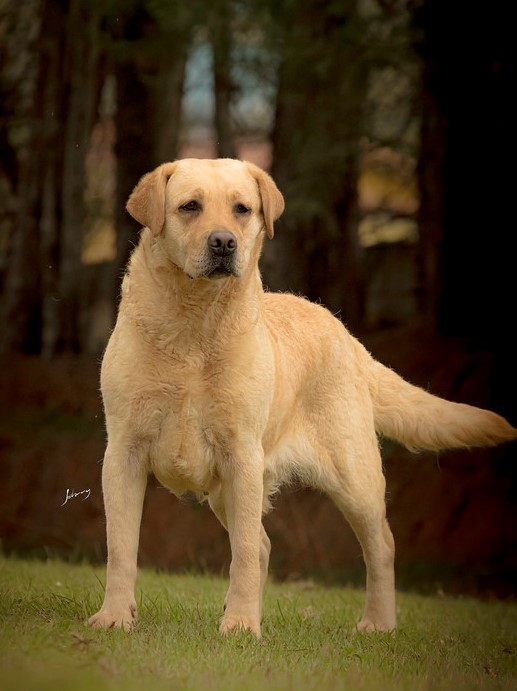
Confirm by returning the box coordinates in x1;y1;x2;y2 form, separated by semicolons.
244;161;284;239
126;162;178;235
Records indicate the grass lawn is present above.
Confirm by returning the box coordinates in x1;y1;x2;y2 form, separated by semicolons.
0;555;516;690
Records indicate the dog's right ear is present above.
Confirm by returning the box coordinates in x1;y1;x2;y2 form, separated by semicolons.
126;162;178;235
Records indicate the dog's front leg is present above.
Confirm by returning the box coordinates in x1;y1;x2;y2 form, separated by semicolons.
219;454;264;638
88;442;147;631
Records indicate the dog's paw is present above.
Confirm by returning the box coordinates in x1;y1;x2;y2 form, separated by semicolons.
87;603;137;632
219;612;261;639
355;618;395;633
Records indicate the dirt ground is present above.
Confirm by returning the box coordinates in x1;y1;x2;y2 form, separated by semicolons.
1;324;516;597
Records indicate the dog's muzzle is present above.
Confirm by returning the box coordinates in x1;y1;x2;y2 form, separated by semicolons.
205;231;239;278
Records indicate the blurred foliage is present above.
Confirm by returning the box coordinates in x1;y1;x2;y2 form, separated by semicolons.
0;0;513;357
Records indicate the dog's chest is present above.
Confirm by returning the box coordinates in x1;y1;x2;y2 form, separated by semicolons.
138;368;230;496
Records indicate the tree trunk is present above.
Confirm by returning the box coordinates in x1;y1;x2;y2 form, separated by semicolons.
210;7;236;159
37;2;66;356
261;60;307;295
0;0;60;354
0;0;101;355
54;0;100;354
153;55;188;165
112;60;155;301
415;83;446;331
266;1;367;329
111;8;190;302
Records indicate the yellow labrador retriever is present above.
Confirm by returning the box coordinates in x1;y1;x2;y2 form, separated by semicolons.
88;158;516;636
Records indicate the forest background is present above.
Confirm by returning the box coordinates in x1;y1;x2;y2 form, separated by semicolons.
0;0;515;596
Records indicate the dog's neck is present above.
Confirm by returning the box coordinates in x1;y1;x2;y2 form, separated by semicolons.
121;230;264;358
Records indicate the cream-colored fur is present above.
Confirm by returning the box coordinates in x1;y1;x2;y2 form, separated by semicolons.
88;158;516;637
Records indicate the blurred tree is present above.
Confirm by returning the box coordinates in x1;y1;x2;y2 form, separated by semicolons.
209;1;237;158
260;0;360;328
108;4;157;297
261;0;413;330
2;0;511;366
107;0;192;298
0;0;192;354
0;0;36;351
56;1;102;353
0;3;20;198
0;0;101;355
414;0;515;415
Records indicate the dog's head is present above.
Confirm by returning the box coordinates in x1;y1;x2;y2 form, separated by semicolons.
126;158;284;280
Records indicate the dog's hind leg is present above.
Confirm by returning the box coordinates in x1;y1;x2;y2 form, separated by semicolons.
325;438;396;633
258;526;271;612
342;503;396;633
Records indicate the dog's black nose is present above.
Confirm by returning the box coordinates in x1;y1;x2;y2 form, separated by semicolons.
207;231;237;257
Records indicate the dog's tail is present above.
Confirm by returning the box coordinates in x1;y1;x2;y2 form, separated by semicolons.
368;359;517;452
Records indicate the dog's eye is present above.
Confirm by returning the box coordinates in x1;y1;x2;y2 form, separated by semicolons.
234;203;250;215
180;201;200;212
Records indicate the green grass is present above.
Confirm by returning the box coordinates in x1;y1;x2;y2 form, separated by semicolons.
0;556;516;690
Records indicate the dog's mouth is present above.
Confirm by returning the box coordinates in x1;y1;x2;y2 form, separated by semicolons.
184;252;241;280
207;266;235;279
202;255;240;280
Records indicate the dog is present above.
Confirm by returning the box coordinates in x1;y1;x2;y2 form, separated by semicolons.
88;158;516;636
